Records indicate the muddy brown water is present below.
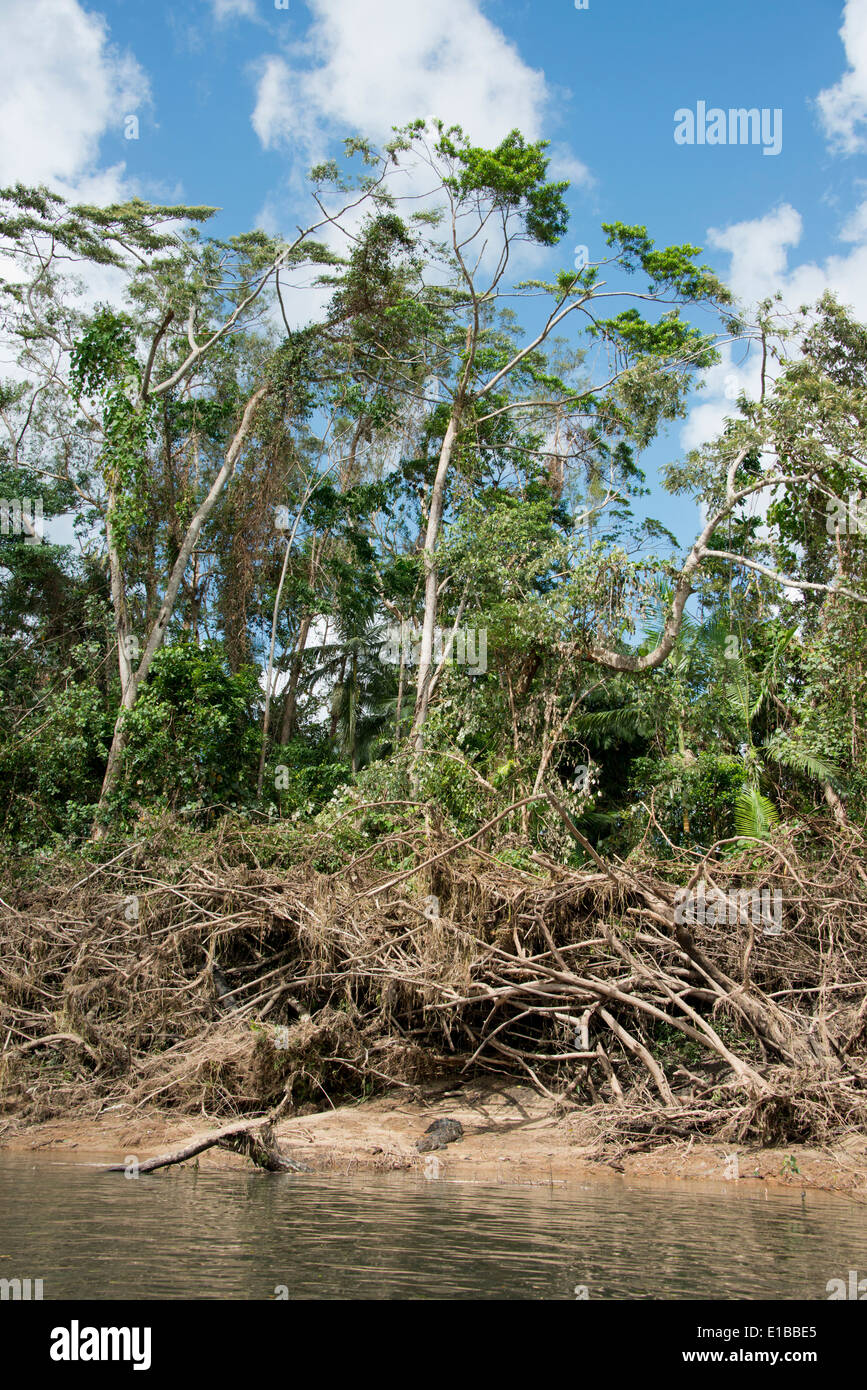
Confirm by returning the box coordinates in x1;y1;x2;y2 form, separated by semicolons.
1;1156;865;1300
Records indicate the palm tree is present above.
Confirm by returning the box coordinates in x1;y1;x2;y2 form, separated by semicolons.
314;616;396;772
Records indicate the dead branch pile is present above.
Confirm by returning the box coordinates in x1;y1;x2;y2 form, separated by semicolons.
1;810;866;1151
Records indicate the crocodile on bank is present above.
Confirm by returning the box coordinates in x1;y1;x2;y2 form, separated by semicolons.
416;1118;464;1152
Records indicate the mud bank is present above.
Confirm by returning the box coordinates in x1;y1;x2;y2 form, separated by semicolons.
3;1084;867;1197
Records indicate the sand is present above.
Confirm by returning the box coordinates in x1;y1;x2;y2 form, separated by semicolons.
3;1082;867;1197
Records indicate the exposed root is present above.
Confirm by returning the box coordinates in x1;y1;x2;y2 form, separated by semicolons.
1;813;865;1154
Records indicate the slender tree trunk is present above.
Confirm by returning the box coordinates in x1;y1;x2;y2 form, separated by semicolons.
257;531;293;797
531;692;579;798
278;614;311;743
394;635;406;746
258;491;326;795
824;781;848;825
350;650;359;773
411;407;461;751
329;655;347;740
92;386;268;837
105;505;133;701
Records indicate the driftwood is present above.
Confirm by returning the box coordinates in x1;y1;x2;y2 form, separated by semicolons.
13;1032;100;1065
102;1119;310;1174
2;801;866;1154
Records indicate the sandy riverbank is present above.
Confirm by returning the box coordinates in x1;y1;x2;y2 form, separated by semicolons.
3;1083;867;1197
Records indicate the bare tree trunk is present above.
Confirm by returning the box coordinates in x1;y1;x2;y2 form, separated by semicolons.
394;633;406;745
258;487;330;796
824;781;848;825
102;1118;309;1174
350;649;359;773
278;614;312;744
531;693;578;798
411;407;461;751
105;505;134;701
257;530;293;797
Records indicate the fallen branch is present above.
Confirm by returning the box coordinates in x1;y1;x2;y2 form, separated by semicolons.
101;1119;310;1174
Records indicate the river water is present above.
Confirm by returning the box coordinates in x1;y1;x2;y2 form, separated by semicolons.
1;1157;865;1300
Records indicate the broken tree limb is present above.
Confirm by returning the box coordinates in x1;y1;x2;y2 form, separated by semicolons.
14;1032;100;1065
598;1006;675;1106
545;792;613;876
101;1118;310;1174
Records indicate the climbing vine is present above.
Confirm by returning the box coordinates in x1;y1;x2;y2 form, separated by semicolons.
70;307;154;558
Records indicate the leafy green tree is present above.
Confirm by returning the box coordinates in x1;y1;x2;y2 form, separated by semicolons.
121;641;261;816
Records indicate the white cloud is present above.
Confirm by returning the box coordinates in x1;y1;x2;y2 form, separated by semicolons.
251;0;551;155
548;146;594;192
707;200;867;323
211;0;259;22
249;3;586;328
706;204;807;308
252;55;297;149
816;0;867;153
681;349;763;453
840;195;867;240
0;0;149;194
248;0;591;318
682;197;867;451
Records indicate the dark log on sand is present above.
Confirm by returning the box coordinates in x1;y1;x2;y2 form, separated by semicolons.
101;1119;310;1174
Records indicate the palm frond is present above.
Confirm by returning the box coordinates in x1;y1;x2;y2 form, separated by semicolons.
734;787;779;839
724;667;753;732
572;706;651;740
763;736;843;787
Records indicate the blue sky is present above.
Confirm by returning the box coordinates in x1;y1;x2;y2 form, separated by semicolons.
2;0;866;544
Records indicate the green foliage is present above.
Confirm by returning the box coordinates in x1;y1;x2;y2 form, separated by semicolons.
268;736;351;818
426;125;570;244
628;751;747;850
2;139;865;861
602;222;733;304
0;671;110;847
70;307;153;554
121;642;261;816
733;787;779;840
